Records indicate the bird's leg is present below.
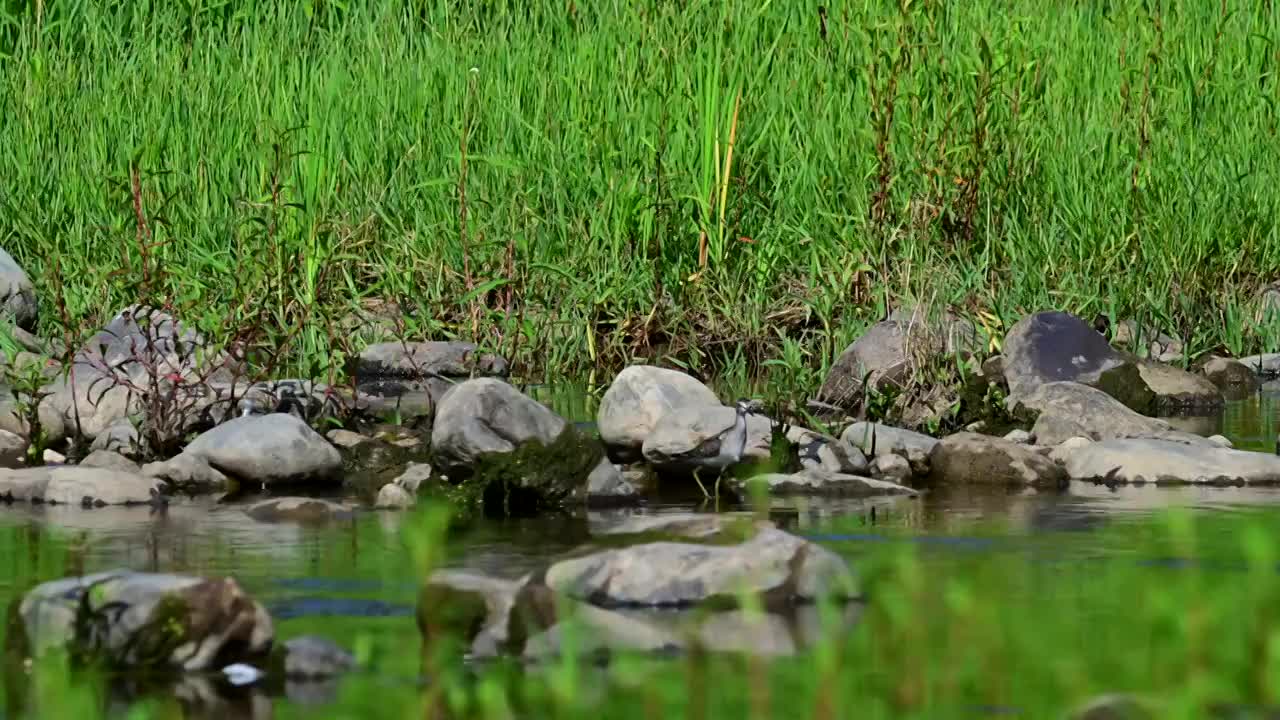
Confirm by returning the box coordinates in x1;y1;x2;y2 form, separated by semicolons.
692;467;712;500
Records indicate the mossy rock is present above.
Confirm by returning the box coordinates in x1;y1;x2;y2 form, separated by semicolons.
446;425;605;519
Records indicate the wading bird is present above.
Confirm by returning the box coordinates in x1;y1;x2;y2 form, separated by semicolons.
691;399;756;500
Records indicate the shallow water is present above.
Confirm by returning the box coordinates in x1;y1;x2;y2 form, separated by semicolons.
5;391;1280;717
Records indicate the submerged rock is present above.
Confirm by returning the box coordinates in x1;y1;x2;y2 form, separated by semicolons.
1200;356;1261;400
431;378;605;514
10;569;273;671
928;432;1068;489
244;497;356;524
280;635;355;679
597;365;721;461
0;466;164;506
179;413;342;487
418;570;525;657
733;469;917;498
1062;439;1280;485
541;525;857;608
1002;311;1154;412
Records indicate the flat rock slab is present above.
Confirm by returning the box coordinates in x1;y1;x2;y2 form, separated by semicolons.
0;466;164;506
182;413;342;486
1063;439;1280;485
1011;382;1212;448
12;569;273;671
735;470;918;497
1135;360;1223;411
597;365;722;458
542;526;857;608
244;497;356;524
929;432;1068;488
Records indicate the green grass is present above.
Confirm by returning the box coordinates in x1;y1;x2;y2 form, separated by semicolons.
2;0;1280;391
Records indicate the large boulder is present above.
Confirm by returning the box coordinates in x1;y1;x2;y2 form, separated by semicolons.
541;525;857;608
928;432;1068;489
640;404;772;472
9;570;273;671
42;305;240;443
0;466;164;506
431;378;605;514
1200;357;1261;401
354;341;509;411
176;413;342;487
816;310;977;409
1009;382;1212;447
0;247;37;331
597;366;721;460
1134;360;1223;412
1061;439;1280;485
1002;311;1154;412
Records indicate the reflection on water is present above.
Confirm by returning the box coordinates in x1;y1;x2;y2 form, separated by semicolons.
2;390;1280;716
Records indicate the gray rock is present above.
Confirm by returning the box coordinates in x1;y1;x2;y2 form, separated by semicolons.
1010;382;1211;447
355;341;508;410
418;570;525;658
841;421;937;473
245;497;356;524
41;449;65;464
1135;360;1223;411
581;458;639;505
393;462;434;493
597;365;721;459
325;429;370;449
1048;436;1093;464
1068;693;1155;720
1063;438;1280;484
431;378;602;506
0;393;66;445
817;311;976;408
1207;434;1233;448
640;404;772;471
870;453;913;484
1236;353;1280;378
1200;356;1261;400
11;569;273;671
375;483;415;509
1111;320;1183;363
1003;429;1033;444
788;427;869;475
0;465;164;505
1002;311;1153;412
181;413;342;486
734;469;918;497
78;449;140;473
929;432;1068;488
543;525;857;608
0;428;26;468
43;305;242;441
521;603;682;660
357;341;508;380
0;247;37;330
141;452;229;492
90;417;144;458
282;636;355;679
589;513;755;540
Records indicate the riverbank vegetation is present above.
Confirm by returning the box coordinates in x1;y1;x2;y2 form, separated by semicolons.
3;0;1279;395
